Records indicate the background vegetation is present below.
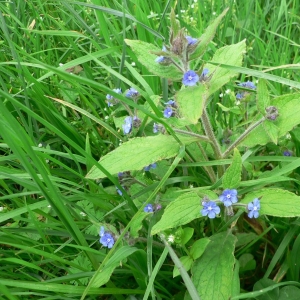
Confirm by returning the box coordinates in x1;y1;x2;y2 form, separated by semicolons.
0;0;299;299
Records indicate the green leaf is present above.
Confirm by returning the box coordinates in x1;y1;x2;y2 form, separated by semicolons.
151;192;200;235
205;40;246;96
190;232;237;300
254;278;279;300
125;39;182;80
176;84;207;124
278;286;300;299
92;246;138;287
190;238;210;260
241;188;300;217
231;259;240;297
222;148;242;189
170;8;180;38
239;253;256;272
190;8;229;60
181;227;194;245
263;120;279;144
173;256;194;278
86;134;199;179
257;79;270;114
130;212;148;238
241;93;300;147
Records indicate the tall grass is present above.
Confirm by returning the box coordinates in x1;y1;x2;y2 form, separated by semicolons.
0;0;299;299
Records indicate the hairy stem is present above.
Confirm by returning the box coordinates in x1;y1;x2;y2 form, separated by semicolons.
222;117;266;158
173;128;211;142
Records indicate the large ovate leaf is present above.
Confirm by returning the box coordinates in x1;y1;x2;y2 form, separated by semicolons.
92;246;138;287
241;188;300;217
86;135;199;179
151;190;217;235
175;84;207;124
125;39;182;80
241;93;300;147
205;40;246;96
222;148;242;189
151;192;200;235
190;8;229;60
190;232;237;300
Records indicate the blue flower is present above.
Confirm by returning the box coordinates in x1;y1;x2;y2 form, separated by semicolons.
125;87;139;98
236;92;245;100
144;204;153;213
182;70;199;86
106;88;122;106
122;116;133;134
164;100;176;106
99;226;115;248
201;201;220;219
116;187;123;196
283;150;292;156
155;46;167;63
199;68;209;81
186;36;197;45
163;107;173;118
219;189;238;207
247;198;260;218
153;123;159;133
144;163;157;171
238;81;256;90
155;56;166;63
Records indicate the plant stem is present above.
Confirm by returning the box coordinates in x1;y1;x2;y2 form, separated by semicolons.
173;128;211;142
201;109;223;159
222;117;266;158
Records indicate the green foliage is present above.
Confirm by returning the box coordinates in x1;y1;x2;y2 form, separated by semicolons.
1;0;300;299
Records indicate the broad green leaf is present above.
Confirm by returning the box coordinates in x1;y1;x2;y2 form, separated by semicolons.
241;188;300;217
254;278;279;300
222;148;242;189
263;120;279;144
279;286;300;299
190;8;229;60
241;93;300;147
130;212;148;238
239;253;256;272
176;84;207;124
125;39;182;80
205;40;246;96
257;79;270;114
92;246;138;287
86;134;199;179
231;259;240;297
181;227;194;245
191;232;237;300
190;238;210;260
173;256;194;278
151;192;200;235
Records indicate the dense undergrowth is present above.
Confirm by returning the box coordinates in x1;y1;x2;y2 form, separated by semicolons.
0;0;300;299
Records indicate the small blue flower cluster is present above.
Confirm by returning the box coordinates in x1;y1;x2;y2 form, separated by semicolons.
182;69;209;86
106;86;139;107
99;226;115;248
163;100;176;118
236;81;256;100
122;115;140;135
143;203;162;213
144;163;157;171
201;189;261;219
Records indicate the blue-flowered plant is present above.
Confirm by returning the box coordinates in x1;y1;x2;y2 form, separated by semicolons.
99;226;115;249
182;70;199;86
219;189;238;207
144;204;153;213
201;201;220;219
247;198;261;218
